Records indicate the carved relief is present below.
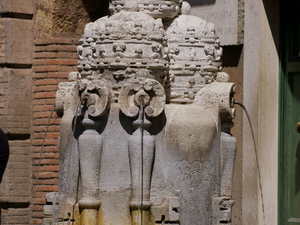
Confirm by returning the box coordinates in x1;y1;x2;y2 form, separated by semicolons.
119;79;165;204
77;78;112;224
174;160;216;224
118;78;166;224
165;3;223;104
51;1;237;225
109;0;182;19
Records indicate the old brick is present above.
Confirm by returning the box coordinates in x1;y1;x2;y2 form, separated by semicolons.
45;72;70;79
34;91;56;99
33;59;46;65
33;125;60;133
32;158;59;165
34;51;78;59
33;111;52;119
0;0;34;14
45;98;57;105
34;65;59;72
34;45;47;52
32;205;44;212
33;98;46;105
0;196;30;203
33;84;59;92
43;165;59;172
33;104;55;112
44;59;77;65
33;171;59;179
46;44;77;52
1;214;31;224
32;152;59;159
32;192;46;198
32;211;48;218
4;177;30;183
8;155;30;163
9;140;30;147
33;133;59;140
35;37;79;46
35;79;60;86
33;118;60;126
32;197;46;205
33;178;59;185
31;218;43;224
31;139;58;146
34;185;59;192
7;162;30;169
35;146;59;152
5;168;30;176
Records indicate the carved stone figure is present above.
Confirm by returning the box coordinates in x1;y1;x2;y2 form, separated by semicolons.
49;1;237;225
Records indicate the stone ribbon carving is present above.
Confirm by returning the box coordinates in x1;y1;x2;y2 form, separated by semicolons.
52;1;237;225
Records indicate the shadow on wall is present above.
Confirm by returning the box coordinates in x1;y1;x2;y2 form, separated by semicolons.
186;0;216;6
81;0;217;17
262;0;279;56
81;0;110;21
222;45;243;67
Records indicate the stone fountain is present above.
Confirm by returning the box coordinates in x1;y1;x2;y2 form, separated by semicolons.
48;1;237;224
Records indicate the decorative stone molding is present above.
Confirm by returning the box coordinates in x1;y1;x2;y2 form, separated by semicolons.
212;197;235;224
166;8;223;104
109;0;182;19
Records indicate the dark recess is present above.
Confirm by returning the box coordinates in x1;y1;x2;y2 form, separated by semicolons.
222;45;243;67
0;202;30;209
186;0;216;6
0;12;33;20
81;0;110;21
6;133;31;141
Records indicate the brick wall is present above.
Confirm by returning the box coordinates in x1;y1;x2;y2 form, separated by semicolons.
32;38;78;224
0;0;107;223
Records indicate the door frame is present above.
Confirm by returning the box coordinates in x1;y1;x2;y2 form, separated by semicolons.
279;0;300;224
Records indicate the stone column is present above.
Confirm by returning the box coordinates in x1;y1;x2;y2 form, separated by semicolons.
78;117;102;225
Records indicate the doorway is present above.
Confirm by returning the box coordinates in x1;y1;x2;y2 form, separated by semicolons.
279;0;300;224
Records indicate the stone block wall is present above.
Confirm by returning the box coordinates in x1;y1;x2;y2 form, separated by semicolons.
0;140;31;224
0;0;34;224
0;68;32;134
31;38;78;224
0;18;33;66
0;0;34;15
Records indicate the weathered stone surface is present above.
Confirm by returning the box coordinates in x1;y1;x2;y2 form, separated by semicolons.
0;68;32;134
34;0;108;38
0;18;33;65
1;208;31;225
188;0;244;45
0;0;34;14
49;1;237;224
109;0;182;19
0;140;31;203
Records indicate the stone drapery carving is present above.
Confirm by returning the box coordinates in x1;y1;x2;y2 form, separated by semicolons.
50;1;237;225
